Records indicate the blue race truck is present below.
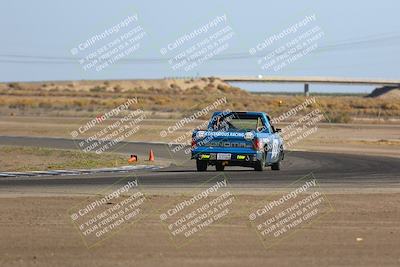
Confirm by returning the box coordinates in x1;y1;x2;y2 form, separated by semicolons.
191;111;284;171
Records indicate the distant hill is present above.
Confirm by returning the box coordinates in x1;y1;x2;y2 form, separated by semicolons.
367;86;400;99
0;77;233;93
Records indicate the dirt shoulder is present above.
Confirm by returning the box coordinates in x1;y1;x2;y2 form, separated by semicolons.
0;145;163;172
0;193;398;267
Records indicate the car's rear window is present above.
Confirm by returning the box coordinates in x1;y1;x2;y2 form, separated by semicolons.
210;113;265;131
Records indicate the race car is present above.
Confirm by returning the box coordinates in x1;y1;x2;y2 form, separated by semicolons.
191;111;284;171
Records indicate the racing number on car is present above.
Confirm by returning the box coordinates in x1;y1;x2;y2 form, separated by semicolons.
271;139;279;160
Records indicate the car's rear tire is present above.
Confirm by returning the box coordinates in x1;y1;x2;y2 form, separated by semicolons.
271;161;280;170
196;160;207;171
254;155;266;171
216;162;225;171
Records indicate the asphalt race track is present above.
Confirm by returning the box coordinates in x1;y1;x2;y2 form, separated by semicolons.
0;136;399;191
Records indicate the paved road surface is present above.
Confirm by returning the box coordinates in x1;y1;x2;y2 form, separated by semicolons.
0;136;398;193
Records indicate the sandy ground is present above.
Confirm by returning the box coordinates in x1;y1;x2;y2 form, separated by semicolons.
0;193;399;267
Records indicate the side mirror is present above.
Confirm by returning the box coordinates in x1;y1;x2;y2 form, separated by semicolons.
274;128;281;133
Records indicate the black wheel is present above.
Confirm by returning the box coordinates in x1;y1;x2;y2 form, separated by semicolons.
271;161;280;170
196;160;208;171
254;154;266;171
216;162;225;171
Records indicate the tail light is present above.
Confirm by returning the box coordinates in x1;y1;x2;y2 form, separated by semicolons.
191;138;197;149
253;138;263;150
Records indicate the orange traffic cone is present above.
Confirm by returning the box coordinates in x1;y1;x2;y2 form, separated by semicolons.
148;149;155;161
128;154;137;163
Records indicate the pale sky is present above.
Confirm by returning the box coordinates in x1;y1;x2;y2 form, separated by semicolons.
0;0;399;93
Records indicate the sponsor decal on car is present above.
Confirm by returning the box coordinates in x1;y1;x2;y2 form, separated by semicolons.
206;141;251;148
204;132;245;137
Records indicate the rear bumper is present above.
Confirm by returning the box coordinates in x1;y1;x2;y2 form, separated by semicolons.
191;150;262;162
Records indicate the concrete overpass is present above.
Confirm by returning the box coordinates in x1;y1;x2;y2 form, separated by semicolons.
219;76;400;95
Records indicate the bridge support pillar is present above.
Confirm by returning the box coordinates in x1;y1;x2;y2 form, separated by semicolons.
304;83;309;96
